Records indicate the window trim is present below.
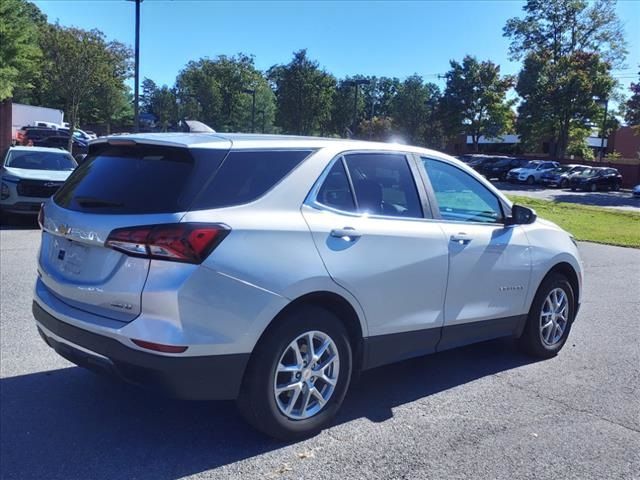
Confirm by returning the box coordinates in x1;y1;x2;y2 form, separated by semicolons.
415;155;511;226
305;150;434;221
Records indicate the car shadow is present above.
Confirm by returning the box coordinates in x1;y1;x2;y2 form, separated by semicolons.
0;215;39;230
551;192;640;209
0;338;536;480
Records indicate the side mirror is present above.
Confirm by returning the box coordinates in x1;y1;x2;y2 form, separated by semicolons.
506;204;537;225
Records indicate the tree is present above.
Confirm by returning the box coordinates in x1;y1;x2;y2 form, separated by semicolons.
140;78;158;114
39;25;127;151
331;76;370;137
175;54;275;132
390;75;441;146
85;41;133;134
625;67;640;126
0;0;42;100
504;0;626;159
440;56;514;152
268;50;336;135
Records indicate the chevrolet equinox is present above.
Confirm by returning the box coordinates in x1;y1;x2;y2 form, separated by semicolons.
33;133;582;440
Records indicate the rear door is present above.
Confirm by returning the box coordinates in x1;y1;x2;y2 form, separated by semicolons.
38;141;230;322
302;151;449;363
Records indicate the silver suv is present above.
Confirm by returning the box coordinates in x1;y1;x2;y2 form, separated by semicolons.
33;133;582;440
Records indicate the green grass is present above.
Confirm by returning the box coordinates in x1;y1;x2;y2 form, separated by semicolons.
509;195;640;248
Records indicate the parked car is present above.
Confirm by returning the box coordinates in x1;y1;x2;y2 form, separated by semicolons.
633;185;640;198
16;126;61;145
33;134;583;440
58;127;97;141
0;146;76;216
35;135;89;156
478;157;529;181
506;160;559;185
569;167;622;191
540;164;589;188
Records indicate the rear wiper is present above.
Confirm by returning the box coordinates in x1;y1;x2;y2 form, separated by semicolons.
74;196;124;209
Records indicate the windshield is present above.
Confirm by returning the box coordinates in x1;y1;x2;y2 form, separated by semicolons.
5;150;77;171
523;161;541;169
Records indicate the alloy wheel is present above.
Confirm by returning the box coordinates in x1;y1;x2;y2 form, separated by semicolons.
273;330;340;420
539;288;570;347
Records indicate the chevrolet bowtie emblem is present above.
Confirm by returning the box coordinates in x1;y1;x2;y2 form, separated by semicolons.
58;224;71;235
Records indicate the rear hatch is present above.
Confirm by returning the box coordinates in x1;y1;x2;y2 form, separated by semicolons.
38;140;231;322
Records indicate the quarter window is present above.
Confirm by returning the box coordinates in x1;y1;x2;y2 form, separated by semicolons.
421;158;503;224
316;160;356;212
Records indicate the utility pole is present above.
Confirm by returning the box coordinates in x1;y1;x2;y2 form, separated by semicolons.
344;79;370;138
599;98;609;162
243;88;256;133
128;0;143;132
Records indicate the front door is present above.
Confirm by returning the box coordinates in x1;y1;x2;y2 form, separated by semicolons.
417;156;532;350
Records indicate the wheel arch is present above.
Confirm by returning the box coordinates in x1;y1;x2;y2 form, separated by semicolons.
254;291;366;372
541;262;580;320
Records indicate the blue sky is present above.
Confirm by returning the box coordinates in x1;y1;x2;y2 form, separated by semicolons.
34;0;639;96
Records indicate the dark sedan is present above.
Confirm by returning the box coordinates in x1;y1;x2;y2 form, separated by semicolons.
540;164;589;188
478;157;529;181
34;135;89;156
569;167;622;192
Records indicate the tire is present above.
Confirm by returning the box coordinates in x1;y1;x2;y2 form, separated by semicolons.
613;182;620;191
590;183;597;192
526;176;535;185
570;187;576;191
518;273;575;359
237;305;353;440
560;179;568;189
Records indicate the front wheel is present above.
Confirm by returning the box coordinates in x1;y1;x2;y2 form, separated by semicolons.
518;273;574;358
237;305;353;440
526;176;535;185
560;179;569;189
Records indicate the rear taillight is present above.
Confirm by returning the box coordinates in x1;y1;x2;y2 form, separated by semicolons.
105;223;229;264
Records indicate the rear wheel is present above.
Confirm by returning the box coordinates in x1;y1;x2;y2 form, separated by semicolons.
237;305;353;440
613;182;620;191
518;273;574;358
560;179;569;189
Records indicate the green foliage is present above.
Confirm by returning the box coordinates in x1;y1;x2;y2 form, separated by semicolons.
625;68;640;126
268;50;336;135
0;0;42;100
505;0;626;159
440;55;514;151
390;75;442;147
604;150;621;160
509;195;640;248
358;116;394;142
175;53;275;133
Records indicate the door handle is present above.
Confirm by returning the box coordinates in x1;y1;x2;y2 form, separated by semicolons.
450;233;472;245
330;227;361;241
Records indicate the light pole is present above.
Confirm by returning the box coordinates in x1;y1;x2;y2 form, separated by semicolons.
344;79;370;138
596;97;609;162
127;0;143;132
243;88;256;133
257;110;266;133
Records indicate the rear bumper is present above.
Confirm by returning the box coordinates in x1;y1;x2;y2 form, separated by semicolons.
33;301;250;400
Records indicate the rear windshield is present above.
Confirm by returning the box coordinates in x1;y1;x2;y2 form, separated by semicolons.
54;144;228;214
53;145;312;214
5;150;76;170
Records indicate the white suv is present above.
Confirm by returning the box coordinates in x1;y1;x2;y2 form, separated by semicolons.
507;160;560;185
1;146;77;217
33;134;582;440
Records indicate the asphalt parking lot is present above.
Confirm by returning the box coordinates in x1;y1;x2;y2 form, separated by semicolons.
1;222;639;480
497;182;640;212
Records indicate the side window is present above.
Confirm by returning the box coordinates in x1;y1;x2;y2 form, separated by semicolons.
192;149;312;209
421;158;504;224
316;160;356;212
344;152;423;218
